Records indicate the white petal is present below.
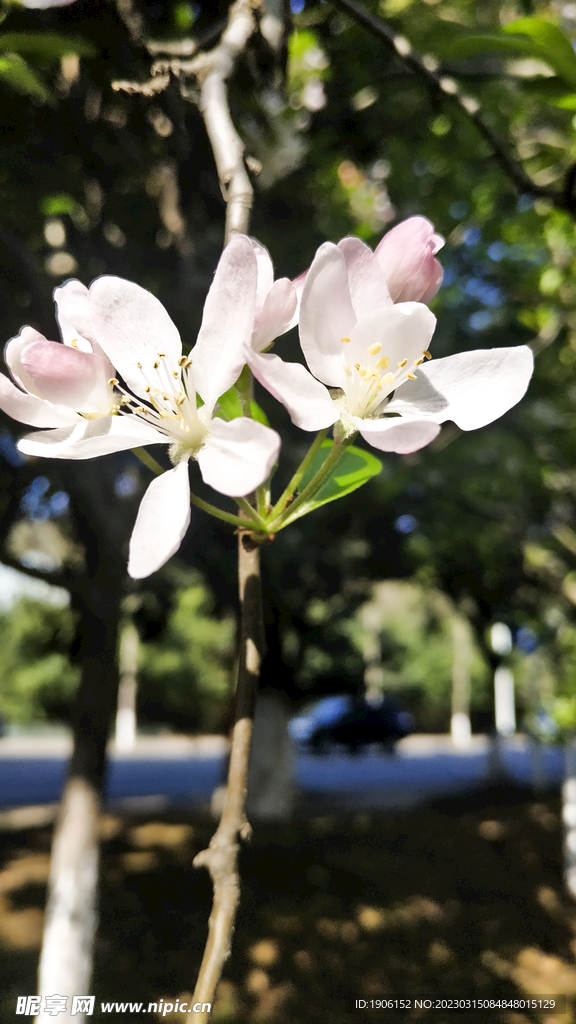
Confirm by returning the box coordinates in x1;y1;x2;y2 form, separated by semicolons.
54;279;100;352
337;237;392;319
6;327;50;397
252;278;298;352
355;416;441;454
346;302;436;372
249;237;275;315
18;339;113;414
197;417;281;497
17;415;164;459
87;276;182;400
128;460;191;579
248;350;338;431
386;346;534;430
192;235;257;415
0;372;80;427
299;242;357;389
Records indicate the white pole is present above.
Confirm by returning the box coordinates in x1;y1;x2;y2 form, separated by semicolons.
494;665;515;737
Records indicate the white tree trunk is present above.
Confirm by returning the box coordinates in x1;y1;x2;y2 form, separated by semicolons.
246;690;295;821
451;616;472;747
37;778;100;1023
114;619;139;751
563;740;576;898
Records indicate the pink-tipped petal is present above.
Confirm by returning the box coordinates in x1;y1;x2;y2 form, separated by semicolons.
248;350;338;431
197;417;280;497
374;216;444;303
18;339;112;413
251;278;299;352
128;460;191;579
5;327;51;398
193;235;258;415
337;236;392;319
54;280;99;352
299;242;357;389
87;276;182;400
386;346;534;430
355;416;441;454
17;415;164;459
0;373;80;428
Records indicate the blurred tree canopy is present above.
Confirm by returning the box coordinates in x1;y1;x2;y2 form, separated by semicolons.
3;0;576;729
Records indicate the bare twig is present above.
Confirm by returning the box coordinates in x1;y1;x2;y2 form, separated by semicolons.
192;535;264;1020
329;0;571;212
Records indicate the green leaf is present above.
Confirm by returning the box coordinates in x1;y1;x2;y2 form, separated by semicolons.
40;193;78;216
282;440;382;525
440;19;576;90
0;33;96;61
502;18;576;89
0;54;50;102
215;386;270;427
553;93;576;110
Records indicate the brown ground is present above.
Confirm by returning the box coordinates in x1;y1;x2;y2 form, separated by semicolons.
2;784;576;1024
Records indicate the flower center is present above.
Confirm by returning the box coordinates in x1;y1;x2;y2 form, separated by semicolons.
338;337;431;418
110;352;209;461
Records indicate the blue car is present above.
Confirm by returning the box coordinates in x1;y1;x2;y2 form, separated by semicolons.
289;694;414;755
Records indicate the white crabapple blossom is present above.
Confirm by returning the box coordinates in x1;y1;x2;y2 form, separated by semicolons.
11;236;281;579
249;235;534;454
248;237;299;353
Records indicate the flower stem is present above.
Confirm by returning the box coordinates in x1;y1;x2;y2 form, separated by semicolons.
189;492;261;531
132;447;164;476
267;431;358;531
269;428;329;521
236;496;267;531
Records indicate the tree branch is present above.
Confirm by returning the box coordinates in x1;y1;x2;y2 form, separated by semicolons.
329;0;571;212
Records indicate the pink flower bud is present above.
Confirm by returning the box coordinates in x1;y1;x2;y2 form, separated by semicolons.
374;216;444;304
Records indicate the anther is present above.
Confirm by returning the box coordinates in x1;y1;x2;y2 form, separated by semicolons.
406;372;417;380
413;358;424;366
341;336;351;344
157;352;166;358
137;362;142;369
108;378;119;386
162;393;170;401
423;350;432;360
376;356;390;370
368;342;382;356
354;362;361;370
144;385;151;394
120;396;130;405
70;338;79;349
171;370;179;378
178;356;188;366
398;359;407;368
175;393;186;405
382;372;395;386
153;360;160;369
184;358;193;369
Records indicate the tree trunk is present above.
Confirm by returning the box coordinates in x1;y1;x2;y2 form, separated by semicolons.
114;617;139;751
563;739;576;898
37;584;120;1023
450;615;472;747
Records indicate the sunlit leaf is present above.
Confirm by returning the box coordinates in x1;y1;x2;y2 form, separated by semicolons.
281;440;382;525
215;386;269;427
0;33;96;60
0;54;50;101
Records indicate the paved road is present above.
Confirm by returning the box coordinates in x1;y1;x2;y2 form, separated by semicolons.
0;733;567;819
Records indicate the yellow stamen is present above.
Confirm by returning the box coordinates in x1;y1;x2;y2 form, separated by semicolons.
172;370;179;378
175;393;186;405
153;360;160;369
423;350;432;360
137;362;142;369
376;356;390;370
70;338;78;349
413;357;424;366
381;372;395;386
108;378;119;386
406;372;417;380
184;358;193;369
341;336;351;343
368;342;382;356
144;385;151;394
398;359;407;368
157;352;166;358
178;356;188;366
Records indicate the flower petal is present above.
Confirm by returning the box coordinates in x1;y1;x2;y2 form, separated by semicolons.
87;276;182;400
248;350;338;431
374;216;444;303
5;327;50;397
128;460;191;579
299;242;357;389
197;416;281;497
249;237;275;316
0;372;80;427
337;236;392;319
347;301;436;372
54;279;101;352
192;235;258;415
19;340;113;414
252;278;298;352
386;345;534;430
17;415;164;459
354;416;441;454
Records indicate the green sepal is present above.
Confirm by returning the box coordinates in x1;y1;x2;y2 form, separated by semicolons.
280;440;381;526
